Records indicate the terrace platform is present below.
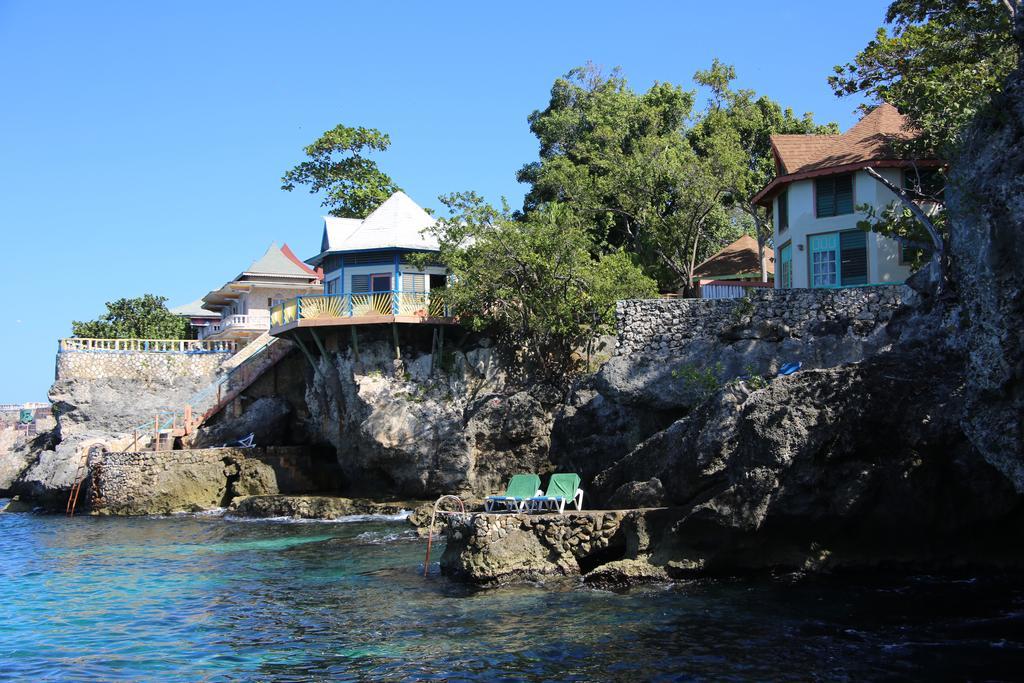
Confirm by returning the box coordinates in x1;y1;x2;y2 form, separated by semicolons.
268;291;454;338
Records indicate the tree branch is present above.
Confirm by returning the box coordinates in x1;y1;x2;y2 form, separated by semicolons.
863;166;944;255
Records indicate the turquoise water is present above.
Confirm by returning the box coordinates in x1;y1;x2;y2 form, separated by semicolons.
1;509;1022;681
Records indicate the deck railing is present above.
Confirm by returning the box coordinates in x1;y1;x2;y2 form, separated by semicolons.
197;312;272;340
58;338;237;354
270;290;449;326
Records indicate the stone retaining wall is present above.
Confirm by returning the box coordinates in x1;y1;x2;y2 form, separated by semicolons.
87;447;280;515
56;349;231;383
615;286;910;356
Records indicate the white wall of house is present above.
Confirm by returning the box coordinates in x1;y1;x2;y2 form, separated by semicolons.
773;168;913;289
322;263;447;295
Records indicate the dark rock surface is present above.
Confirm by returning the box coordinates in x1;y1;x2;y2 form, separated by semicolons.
947;49;1024;492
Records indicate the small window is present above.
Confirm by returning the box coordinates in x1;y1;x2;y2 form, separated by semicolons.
370;273;392;292
776;190;789;231
810;233;838;287
900;244;927;266
903;168;945;200
815;174;854;217
351;274;370;293
402;272;425;292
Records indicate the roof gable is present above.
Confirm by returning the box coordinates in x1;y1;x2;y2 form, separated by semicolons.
244;242;318;278
318;191;439;255
693;234;773;280
771;103;917;175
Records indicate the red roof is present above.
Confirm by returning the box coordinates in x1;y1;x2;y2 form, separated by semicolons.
753;104;941;207
281;243;321;280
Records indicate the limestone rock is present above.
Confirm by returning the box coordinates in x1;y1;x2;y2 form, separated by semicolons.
947;54;1024;492
193;396;294;448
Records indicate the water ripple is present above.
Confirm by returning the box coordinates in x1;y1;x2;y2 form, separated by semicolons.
1;513;1022;681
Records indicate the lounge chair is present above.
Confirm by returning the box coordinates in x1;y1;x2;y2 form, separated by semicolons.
528;473;584;514
484;474;542;513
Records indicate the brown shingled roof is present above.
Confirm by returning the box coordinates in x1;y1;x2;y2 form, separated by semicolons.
692;234;773;280
772;103;915;174
753;103;942;207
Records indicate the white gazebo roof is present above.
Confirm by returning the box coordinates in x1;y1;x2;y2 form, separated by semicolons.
311;191;439;265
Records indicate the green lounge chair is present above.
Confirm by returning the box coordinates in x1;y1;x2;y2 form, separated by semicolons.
528;473;584;514
484;474;543;513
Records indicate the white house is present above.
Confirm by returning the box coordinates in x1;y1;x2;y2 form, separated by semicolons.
199;243;322;342
752;104;943;289
305;190;448;301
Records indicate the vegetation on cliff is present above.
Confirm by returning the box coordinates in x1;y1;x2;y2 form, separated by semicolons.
71;294;187;339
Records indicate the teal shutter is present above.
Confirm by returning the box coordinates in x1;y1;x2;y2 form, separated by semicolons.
815;175;854;217
779;243;792;288
834;175;853;215
815;178;835;217
839;231;868;285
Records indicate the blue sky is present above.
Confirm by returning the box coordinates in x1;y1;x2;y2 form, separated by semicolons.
0;0;890;400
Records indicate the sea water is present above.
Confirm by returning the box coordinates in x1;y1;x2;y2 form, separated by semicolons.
1;508;1022;681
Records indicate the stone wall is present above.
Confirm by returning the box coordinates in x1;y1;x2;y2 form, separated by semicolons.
440;508;678;587
56;349;231;383
615;286;910;356
87;447;279;515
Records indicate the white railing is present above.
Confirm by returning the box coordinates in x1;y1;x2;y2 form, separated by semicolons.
198;313;272;340
696;280;773;300
58;338;237;354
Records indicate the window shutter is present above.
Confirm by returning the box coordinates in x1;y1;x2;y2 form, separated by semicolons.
815;178;835;217
835;175;854;215
403;273;425;292
351;274;370;293
839;230;868;285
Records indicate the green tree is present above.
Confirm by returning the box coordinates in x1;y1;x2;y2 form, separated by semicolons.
72;294;188;339
830;1;1020;267
281;124;400;218
517;64;745;291
691;59;839;280
423;192;657;385
830;0;1018;156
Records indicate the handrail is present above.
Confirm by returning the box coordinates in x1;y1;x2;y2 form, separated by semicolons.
58;338;237;354
270;290;450;327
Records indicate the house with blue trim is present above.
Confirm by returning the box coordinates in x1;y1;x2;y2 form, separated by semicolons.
269;191;452;334
752;103;943;289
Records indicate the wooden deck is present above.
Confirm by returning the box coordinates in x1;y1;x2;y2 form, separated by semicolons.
270;314;455;337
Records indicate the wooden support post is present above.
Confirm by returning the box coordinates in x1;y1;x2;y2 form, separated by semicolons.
294;335;321;376
392;323;401;360
185;405;192;433
153;415;160;452
430;327;438;375
310;328;328;358
350;327;360;363
133;431;138;452
438;325;445;371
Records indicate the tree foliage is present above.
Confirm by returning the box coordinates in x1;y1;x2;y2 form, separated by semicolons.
281;124;400;218
72;294;188;339
830;0;1018;156
423;192;657;385
690;59;839;279
517;62;834;290
517;64;738;290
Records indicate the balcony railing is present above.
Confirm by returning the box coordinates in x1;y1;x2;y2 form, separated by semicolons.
198;312;272;340
270;290;449;327
59;338;237;354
